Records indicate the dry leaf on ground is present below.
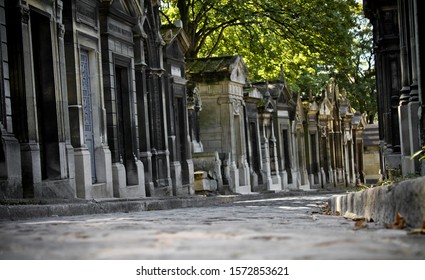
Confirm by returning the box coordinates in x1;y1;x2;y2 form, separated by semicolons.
354;218;368;230
408;221;425;235
319;203;332;215
385;212;406;229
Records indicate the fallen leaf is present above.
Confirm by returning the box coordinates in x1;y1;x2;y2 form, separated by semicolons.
408;229;425;235
408;221;425;235
319;204;332;215
385;212;406;229
354;218;368;230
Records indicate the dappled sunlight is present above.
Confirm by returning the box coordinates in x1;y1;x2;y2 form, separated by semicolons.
22;220;75;225
235;195;331;204
278;206;310;210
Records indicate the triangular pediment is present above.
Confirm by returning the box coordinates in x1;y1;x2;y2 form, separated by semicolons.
319;97;333;116
229;57;249;84
112;0;131;15
309;101;319;112
108;0;142;18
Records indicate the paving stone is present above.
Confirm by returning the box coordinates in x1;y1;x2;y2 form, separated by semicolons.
1;193;424;260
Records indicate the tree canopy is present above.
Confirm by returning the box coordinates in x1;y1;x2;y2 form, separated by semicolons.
160;0;376;121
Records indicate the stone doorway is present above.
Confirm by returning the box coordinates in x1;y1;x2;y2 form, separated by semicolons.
282;129;292;184
30;10;61;181
115;65;133;183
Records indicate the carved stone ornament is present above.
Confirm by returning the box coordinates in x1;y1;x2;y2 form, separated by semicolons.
187;83;202;111
232;99;244;115
20;6;30;24
321;125;327;138
344;131;352;144
57;23;65;38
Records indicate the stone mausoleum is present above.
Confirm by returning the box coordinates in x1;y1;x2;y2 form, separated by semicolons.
187;56;369;193
0;0;194;199
364;0;425;178
0;0;377;200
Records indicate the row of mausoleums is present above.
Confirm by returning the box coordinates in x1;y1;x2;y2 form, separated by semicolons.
187;57;379;193
0;0;378;199
363;0;425;178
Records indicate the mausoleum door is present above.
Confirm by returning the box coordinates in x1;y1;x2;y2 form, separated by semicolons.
80;49;96;183
176;97;185;163
282;129;292;184
31;10;60;180
250;122;260;178
115;66;133;176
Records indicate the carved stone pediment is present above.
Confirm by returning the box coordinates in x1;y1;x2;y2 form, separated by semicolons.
101;0;141;23
229;57;249;84
319;97;333;116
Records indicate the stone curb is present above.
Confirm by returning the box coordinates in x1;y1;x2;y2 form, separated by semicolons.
328;177;425;228
0;190;334;221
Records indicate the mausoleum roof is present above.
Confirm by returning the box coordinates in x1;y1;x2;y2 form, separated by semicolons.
187;56;248;84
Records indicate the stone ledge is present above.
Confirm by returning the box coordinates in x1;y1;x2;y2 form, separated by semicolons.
328;177;425;228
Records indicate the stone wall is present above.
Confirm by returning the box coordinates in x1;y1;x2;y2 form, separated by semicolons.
328;177;425;228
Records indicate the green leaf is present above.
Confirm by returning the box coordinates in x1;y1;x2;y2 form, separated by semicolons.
411;149;425;160
161;0;374;118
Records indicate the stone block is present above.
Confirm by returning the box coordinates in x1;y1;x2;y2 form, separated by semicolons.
112;163;126;197
235;185;251;194
194;171;218;192
193;171;206;191
40;179;76;199
74;148;92;198
95;146;114;197
328;177;425;228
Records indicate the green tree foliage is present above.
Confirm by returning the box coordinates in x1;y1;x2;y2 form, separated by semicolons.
335;13;377;123
161;0;376;120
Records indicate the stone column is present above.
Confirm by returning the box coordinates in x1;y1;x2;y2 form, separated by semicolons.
133;23;154;195
297;128;309;190
269;117;281;190
413;0;425;175
260;112;273;190
398;0;415;175
0;0;22;198
406;0;420;174
6;2;42;198
329;123;337;186
234;106;250;193
55;1;75;191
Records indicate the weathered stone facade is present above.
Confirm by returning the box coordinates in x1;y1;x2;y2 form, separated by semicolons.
0;1;377;200
0;0;22;198
64;0;113;199
187;56;251;194
162;22;194;195
187;56;367;193
0;0;194;199
2;0;76;199
364;0;425;177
